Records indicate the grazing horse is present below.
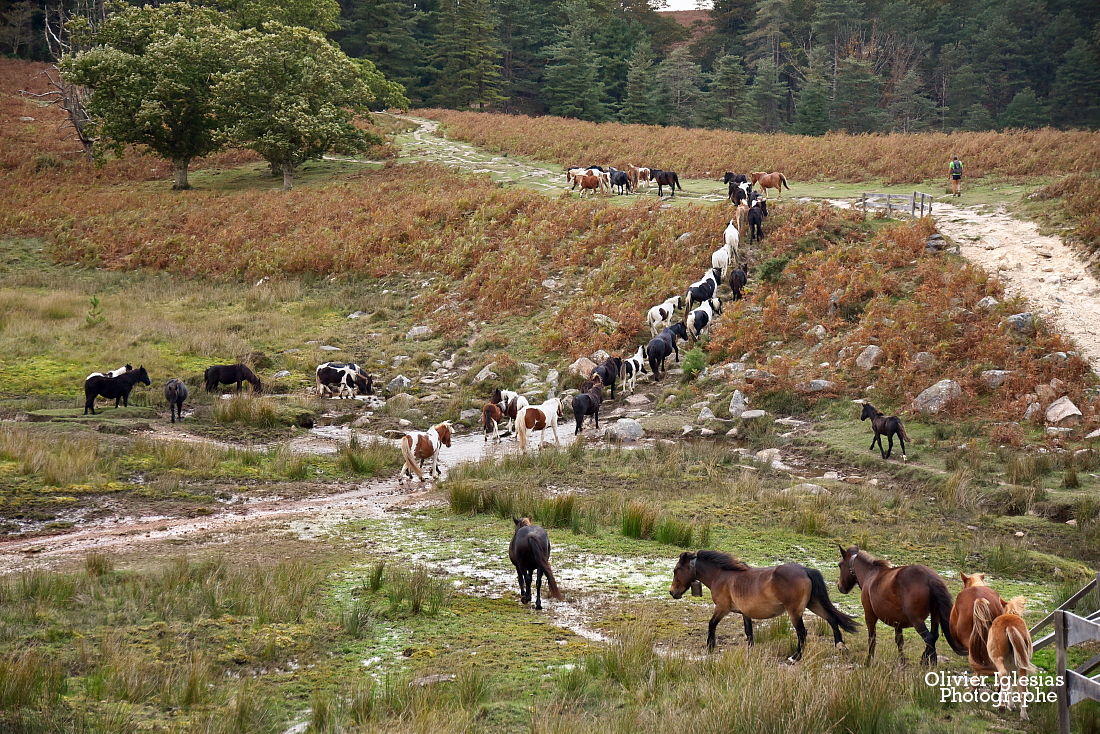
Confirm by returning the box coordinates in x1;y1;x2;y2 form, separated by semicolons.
670;550;857;659
164;378;188;423
482;401;506;443
652;169;682;197
949;572;1006;674
750;171;790;198
646;295;683;337
973;596;1037;720
509;517;563;610
627;165;651;190
86;364;132;381
592;356;623;399
491;388;529;435
729;264;748;301
83;366;151;415
571;376;603;434
204;364;262;393
859;402;908;460
746;200;766;243
686;298;722;343
685;268;720;313
399;421;453;483
837;545;967;665
516;399;564;451
646;322;688;379
610;170;631;195
619;345;647;394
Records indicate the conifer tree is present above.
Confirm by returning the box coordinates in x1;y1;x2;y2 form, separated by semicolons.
621;37;660;125
431;0;506;109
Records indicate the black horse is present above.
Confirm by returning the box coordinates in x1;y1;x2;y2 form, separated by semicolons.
204;364;262;393
747;204;765;243
860;402;909;460
83;366;151;415
610;170;631;195
572;377;604;434
652;169;682;197
509;517;563;610
164;378;188;423
592;356;623;399
729;264;749;301
723;172;750;203
646;322;688;379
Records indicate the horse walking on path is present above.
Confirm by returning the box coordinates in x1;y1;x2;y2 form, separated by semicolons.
670;550;858;660
750;171;790;198
950;572;1006;674
859;402;908;460
516;399;564;452
509;517;563;610
399;422;453;483
837;545;967;665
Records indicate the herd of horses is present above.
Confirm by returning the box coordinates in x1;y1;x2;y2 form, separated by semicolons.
565;165;790;209
513;518;1038;719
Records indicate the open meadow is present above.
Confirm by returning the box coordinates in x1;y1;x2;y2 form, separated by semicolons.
1;57;1099;733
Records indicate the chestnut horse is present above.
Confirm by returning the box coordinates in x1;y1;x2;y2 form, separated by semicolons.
949;572;1006;673
670;550;857;660
974;596;1037;720
750;171;790;198
482;402;505;442
837;545;967;665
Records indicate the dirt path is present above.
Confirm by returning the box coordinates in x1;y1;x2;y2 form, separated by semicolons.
932;202;1100;367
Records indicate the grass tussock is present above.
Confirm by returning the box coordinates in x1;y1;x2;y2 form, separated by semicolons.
0;425;103;486
213;394;278;428
338;433;402;476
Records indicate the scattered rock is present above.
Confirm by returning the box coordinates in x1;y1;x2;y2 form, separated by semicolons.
677;232;692;242
807;325;827;342
590;349;611;364
755;448;782;464
681;425;694;436
392;355;411;366
728;390;748;419
406;325;432;339
744;369;774;383
459;409;480;420
700;427;716;436
398;418;412;427
855;345;884;370
1085;428;1100;440
980;370;1012;389
911;379;961;414
568;357;597;377
520;362;540;375
1005;312;1035;337
420;394;440;403
592;314;619;334
411;674;454;687
740;409;768;420
725;427;739;437
386;375;411;392
1045;396;1082;426
698;406;716;421
1023;402;1042;422
800;379;836;393
1046;426;1073;436
272;370;292;379
821;471;840;481
542;279;558;289
347;311;367;319
1066;519;1078;527
913;352;936;371
1035;383;1058;404
546;369;560;385
626;394;651;406
319;345;342;352
780;483;831;496
607;418;644;441
975;296;999;311
475;363;498;382
360;395;385;409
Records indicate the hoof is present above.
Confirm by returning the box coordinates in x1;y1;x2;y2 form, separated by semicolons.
534;604;543;611
784;656;799;665
835;642;847;651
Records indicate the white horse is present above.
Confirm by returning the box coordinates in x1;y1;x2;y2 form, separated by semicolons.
516;399;565;452
646;295;683;337
711;244;732;282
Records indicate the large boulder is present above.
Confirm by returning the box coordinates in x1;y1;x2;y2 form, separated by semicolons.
911;379;961;414
728;390;748;419
855;345;884;370
568;357;597;377
607;418;644;441
475;363;498;382
1046;396;1082;426
386;375;411;392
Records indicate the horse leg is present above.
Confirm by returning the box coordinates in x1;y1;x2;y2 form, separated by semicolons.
521;569;531;604
789;612;808;662
869;430;879;451
742;615;754;645
898;432;907;460
706;607;731;652
894;626;907;665
865;613;879;665
534;567;543;610
551;421;561;447
914;618;939;665
885;433;894;460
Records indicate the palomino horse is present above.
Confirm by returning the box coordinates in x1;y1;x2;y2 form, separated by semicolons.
670;550;858;659
949;572;1006;673
509;517;563;610
399;422;453;483
516;399;564;451
837;545;967;664
859;402;909;460
974;596;1037;720
750;171;790;197
482;401;506;442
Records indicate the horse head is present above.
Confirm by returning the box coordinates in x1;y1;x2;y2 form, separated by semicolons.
836;544;861;594
710;297;723;315
135;366;151;386
961;572;988;588
669;551;698;599
513;516;532;528
435;421;453;447
355;371;373;395
722;172;734;184
859;403;879;421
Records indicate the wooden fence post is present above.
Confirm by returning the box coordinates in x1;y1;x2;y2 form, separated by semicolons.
1057;609;1070;734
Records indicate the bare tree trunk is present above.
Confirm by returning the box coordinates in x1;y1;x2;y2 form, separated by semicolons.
172;159;191;190
281;163;294;190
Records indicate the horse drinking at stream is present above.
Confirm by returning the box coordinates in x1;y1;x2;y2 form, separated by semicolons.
669;550;858;660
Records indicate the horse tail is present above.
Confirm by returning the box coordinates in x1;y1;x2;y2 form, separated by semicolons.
482;404;495;435
896;420;910;442
536;549;563;600
674;172;682;190
805;567;858;633
1006;621;1037;674
932;577;968;655
516;408;529;451
780;173;790;190
399;435;422;480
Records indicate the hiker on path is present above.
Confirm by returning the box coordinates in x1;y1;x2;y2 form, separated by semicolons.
949;155;963;197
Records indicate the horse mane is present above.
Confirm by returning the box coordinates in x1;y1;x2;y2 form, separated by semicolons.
1003;596;1027;616
695;550;750;572
854;547;892;568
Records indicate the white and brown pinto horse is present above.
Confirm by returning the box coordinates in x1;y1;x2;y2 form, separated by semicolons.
567;167;609;194
399;421;453;483
491;388;529;435
516;399;565;452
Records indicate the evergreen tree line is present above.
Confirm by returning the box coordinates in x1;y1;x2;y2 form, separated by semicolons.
329;0;1100;132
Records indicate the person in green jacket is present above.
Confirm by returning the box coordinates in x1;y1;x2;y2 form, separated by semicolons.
949;155;963;197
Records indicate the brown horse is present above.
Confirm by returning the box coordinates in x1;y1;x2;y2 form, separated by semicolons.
482;402;505;443
949;572;1006;673
974;596;1037;720
750;171;791;198
837;545;967;665
670;550;858;660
